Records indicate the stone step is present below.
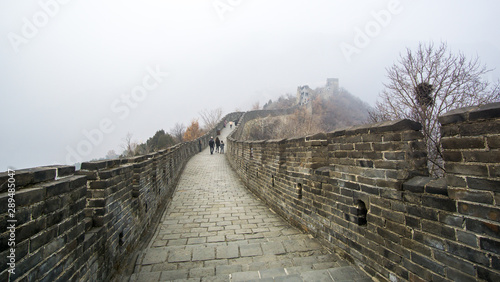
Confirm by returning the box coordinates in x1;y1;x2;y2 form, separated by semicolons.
128;261;370;282
228;266;372;282
129;266;372;282
128;232;364;282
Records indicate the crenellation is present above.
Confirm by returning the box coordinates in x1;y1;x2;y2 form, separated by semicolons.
226;103;500;281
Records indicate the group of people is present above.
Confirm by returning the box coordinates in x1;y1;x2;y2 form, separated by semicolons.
208;136;224;154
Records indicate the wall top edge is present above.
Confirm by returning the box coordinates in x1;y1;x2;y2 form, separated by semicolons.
438;102;500;125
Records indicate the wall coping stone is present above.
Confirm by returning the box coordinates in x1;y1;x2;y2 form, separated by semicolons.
287;136;306;142
425;177;448;196
438;102;500;125
265;138;288;144
45;165;76;178
313;166;332;176
0;166;75;192
403;176;433;193
306;132;327;141
326;119;422;138
403;176;448;196
248;140;266;144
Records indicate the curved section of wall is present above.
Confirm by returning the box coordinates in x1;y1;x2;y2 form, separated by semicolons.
0;111;243;281
226;104;500;281
229;107;298;140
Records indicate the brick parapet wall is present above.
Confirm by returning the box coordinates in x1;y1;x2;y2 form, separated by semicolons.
437;102;500;281
230;107;298;140
0;112;243;281
227;104;500;281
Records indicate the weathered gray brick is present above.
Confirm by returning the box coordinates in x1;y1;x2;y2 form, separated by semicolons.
449;188;494;204
441;137;485;150
422;195;456;212
465;218;500;239
411;252;445;275
413;231;446;251
434;249;476;276
466;177;500;192
446;163;488;177
458;202;500;222
421;220;456;240
477;266;500;282
30;227;57;253
407;205;438;221
479;237;500;254
16;187;45;207
448;241;489;266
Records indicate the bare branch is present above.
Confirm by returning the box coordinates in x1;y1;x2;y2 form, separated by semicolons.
170;123;186;143
370;41;497;177
121;133;137;157
199;108;223;131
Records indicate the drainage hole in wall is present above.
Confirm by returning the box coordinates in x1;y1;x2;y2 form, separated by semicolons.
356;200;367;226
297;183;303;199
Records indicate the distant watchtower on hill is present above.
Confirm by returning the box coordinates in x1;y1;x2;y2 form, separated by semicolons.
296;78;339;105
296;85;313;105
326;78;339;94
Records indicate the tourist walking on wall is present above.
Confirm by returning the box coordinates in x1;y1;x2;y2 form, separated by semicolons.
208;137;215;155
220;141;225;154
215;137;220;153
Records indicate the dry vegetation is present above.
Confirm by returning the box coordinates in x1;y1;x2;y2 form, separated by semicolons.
243;88;371;140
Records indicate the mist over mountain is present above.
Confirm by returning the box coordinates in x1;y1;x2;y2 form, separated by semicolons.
244;79;372;140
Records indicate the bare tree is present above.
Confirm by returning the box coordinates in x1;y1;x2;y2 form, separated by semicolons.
252;101;260;110
369;42;500;177
121;133;138;157
367;102;392;124
199;108;223;130
105;150;119;159
170;122;186;143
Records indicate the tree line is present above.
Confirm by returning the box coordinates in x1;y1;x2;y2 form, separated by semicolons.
105;108;224;158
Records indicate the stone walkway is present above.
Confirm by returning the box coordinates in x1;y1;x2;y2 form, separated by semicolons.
128;127;371;282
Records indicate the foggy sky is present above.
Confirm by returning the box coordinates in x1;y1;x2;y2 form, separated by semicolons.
1;0;500;171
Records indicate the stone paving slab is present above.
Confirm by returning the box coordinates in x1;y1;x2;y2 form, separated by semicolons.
127;126;371;282
231;271;260;281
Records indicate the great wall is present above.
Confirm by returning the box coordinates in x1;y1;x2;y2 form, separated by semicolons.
1;103;499;281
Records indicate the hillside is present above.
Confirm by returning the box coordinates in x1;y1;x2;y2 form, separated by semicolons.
245;82;372;140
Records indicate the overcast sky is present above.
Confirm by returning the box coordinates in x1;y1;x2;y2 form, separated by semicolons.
1;0;499;171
